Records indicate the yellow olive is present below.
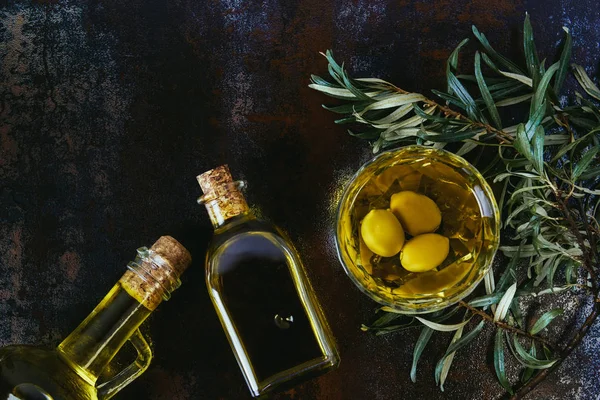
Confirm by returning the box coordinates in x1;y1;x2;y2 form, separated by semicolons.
390;191;442;236
360;209;405;257
400;233;449;272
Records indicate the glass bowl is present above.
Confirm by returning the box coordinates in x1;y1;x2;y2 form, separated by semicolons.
335;145;500;314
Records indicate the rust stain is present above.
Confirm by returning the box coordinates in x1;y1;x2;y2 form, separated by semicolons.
456;0;522;26
422;48;450;61
62;162;78;176
1;224;28;344
281;387;298;398
8;226;23;293
44;96;57;112
59;251;81;282
93;169;111;199
277;0;335;153
10;85;25;96
0;125;18;165
413;0;522;27
146;367;196;400
314;371;345;400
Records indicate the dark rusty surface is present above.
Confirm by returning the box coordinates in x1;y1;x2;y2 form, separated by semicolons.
1;1;600;399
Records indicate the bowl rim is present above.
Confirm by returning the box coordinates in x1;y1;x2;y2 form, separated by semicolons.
334;144;501;314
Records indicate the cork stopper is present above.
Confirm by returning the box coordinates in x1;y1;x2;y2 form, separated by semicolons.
149;235;192;278
119;236;192;310
197;165;249;227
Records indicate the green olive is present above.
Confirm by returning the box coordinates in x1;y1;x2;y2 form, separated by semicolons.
400;233;449;272
360;209;405;257
390;191;441;236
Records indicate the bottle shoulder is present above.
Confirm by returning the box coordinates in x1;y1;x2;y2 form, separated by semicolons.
209;217;291;251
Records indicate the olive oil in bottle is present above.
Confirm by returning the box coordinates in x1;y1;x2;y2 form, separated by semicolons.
0;236;191;400
197;165;339;397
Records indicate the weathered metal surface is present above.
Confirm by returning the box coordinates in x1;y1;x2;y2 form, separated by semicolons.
1;1;599;399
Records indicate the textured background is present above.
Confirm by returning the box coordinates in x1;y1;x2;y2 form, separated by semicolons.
1;1;600;399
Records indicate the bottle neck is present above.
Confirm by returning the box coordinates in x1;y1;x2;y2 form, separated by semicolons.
57;283;151;385
203;199;250;229
199;180;250;229
57;247;182;385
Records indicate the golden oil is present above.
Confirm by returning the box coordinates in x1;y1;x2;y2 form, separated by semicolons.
336;146;500;313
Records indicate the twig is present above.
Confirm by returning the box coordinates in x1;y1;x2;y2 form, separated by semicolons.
458;301;556;349
510;299;600;399
391;86;515;144
557;112;576;140
580;199;598;265
510;187;600;398
555;191;599;288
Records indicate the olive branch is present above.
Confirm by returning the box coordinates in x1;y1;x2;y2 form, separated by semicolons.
310;14;600;398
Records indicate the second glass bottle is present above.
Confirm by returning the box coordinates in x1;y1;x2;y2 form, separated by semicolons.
197;165;339;397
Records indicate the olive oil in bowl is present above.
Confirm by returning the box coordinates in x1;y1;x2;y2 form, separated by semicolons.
336;145;500;313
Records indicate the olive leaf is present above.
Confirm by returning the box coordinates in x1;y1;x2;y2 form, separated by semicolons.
437;326;464;391
572;146;600;181
572;64;600;101
494;330;513;394
508;334;558;369
521;342;537;383
554;27;573;94
530;309;564;335
415;317;471;332
411;327;434;382
475;51;502;129
495;283;518;322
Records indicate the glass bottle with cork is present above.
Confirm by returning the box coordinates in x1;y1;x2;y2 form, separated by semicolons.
0;236;191;399
197;165;340;397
